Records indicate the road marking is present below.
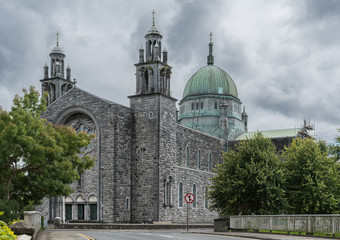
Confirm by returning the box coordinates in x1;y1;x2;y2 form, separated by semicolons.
159;235;174;238
77;233;96;240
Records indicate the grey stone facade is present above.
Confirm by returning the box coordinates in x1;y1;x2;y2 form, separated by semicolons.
37;20;224;224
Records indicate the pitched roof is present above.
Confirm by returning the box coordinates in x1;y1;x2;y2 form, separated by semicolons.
235;128;302;140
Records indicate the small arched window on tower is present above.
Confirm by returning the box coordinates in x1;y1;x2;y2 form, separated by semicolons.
205;186;209;208
178;182;183;207
191;103;194;110
197;150;201;169
196;102;199;110
193;184;197;208
214;102;217;109
201;102;204;109
164;177;172;207
186;146;189;167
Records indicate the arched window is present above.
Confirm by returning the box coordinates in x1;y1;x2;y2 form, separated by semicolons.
201;102;203;109
209;153;212;171
165;182;170;206
197;150;201;169
191;103;194;110
186;147;189;167
179;182;183;207
193;184;197;208
214;102;217;109
205;186;209;208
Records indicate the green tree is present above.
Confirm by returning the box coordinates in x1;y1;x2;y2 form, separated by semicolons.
209;132;286;216
0;87;94;222
283;137;340;214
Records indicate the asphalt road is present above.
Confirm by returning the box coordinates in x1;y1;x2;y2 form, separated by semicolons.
37;229;253;240
37;229;329;240
78;230;252;240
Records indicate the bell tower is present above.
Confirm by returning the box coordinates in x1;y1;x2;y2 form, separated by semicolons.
129;11;177;223
134;10;172;96
40;33;76;106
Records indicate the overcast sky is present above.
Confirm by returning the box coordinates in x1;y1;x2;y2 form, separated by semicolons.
1;0;339;143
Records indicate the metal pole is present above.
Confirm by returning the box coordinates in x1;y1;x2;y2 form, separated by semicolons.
187;202;189;232
62;196;65;223
101;165;104;227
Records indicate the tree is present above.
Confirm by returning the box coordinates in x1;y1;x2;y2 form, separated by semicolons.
209;132;286;216
283;137;340;214
0;87;94;222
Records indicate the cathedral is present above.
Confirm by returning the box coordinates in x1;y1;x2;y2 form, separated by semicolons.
37;16;309;223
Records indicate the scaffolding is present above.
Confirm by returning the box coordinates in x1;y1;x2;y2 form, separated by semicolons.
298;119;315;139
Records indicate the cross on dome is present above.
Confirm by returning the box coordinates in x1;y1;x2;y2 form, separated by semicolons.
152;10;156;27
56;32;59;46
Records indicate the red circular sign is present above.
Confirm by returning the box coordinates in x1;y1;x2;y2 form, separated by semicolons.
185;193;195;204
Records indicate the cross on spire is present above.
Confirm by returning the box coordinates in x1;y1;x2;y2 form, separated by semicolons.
56;32;59;46
209;32;213;42
152;10;156;27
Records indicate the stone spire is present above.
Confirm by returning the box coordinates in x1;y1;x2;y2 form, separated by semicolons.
242;106;248;132
134;12;172;96
41;33;75;106
207;32;214;65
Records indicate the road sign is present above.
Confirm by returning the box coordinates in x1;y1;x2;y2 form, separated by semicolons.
185;193;195;204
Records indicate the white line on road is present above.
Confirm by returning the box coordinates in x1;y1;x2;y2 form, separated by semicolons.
159;235;175;238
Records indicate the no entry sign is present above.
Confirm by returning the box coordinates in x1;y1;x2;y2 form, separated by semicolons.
185;193;195;204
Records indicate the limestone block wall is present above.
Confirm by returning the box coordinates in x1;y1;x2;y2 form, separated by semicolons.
166;125;225;223
129;94;163;223
40;87;132;223
157;95;177;222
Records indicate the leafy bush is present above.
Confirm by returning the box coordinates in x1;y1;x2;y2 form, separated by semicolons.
0;221;17;240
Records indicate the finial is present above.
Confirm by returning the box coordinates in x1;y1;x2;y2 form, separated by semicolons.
207;32;214;65
152;10;156;27
56;32;59;46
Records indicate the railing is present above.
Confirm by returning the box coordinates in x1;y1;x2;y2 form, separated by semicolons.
230;215;340;236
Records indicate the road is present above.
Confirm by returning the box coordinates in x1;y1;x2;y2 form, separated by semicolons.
37;229;330;240
79;230;252;240
38;229;253;240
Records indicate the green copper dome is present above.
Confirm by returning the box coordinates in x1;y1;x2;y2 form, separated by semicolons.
182;64;238;99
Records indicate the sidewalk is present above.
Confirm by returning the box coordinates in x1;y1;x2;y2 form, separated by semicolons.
194;231;335;240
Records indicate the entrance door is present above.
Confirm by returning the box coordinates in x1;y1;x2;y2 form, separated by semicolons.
77;204;84;220
90;204;97;221
65;204;72;221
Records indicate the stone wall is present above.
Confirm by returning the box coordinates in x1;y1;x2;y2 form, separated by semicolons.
40;87;132;223
129;93;164;223
169;125;225;223
157;95;177;222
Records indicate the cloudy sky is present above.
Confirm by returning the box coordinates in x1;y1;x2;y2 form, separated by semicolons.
1;0;339;143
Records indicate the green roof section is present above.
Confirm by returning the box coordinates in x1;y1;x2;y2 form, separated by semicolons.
235;128;302;140
182;65;238;99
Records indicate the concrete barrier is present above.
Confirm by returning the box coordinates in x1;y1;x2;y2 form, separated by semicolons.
24;211;41;239
230;214;340;236
213;218;230;232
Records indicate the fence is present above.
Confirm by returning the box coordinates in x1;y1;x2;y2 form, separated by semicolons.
230;215;340;235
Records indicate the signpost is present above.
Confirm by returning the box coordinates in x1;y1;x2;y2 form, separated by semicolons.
184;193;195;232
